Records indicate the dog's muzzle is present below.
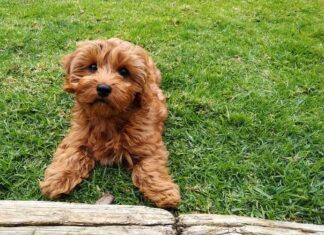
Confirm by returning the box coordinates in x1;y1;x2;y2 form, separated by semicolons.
97;84;112;97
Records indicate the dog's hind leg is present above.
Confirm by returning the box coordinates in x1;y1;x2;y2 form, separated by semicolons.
40;132;95;199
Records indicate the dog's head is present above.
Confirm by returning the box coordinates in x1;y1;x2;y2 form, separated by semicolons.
63;38;160;116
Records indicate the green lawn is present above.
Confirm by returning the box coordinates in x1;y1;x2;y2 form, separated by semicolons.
0;0;323;224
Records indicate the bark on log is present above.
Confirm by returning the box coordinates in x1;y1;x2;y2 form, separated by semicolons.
0;226;174;235
0;200;174;226
178;214;324;235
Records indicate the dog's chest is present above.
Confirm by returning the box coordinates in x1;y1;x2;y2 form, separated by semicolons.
87;127;131;166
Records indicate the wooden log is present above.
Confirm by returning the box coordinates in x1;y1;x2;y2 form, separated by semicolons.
0;200;174;226
1;201;323;235
178;214;324;235
0;226;174;235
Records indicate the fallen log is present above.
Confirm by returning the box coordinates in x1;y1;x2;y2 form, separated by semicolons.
1;200;323;235
178;214;324;235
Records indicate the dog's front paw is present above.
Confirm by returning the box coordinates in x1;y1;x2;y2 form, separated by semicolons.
40;170;82;199
154;184;181;208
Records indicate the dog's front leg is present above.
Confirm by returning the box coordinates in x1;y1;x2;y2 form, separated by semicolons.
131;144;180;208
40;131;95;199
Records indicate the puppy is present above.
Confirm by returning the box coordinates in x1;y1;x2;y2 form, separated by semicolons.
40;38;180;208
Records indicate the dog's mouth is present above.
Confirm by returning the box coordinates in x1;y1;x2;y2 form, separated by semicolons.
96;98;108;103
91;98;117;110
92;97;110;105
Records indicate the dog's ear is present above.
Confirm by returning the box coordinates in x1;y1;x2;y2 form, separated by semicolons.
136;47;162;86
138;49;166;107
62;53;74;74
61;40;102;93
146;56;162;85
62;53;76;93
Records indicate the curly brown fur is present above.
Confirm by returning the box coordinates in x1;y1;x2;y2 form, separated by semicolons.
40;38;180;208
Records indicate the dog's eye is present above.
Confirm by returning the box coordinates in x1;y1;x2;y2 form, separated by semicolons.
89;64;97;72
118;68;129;77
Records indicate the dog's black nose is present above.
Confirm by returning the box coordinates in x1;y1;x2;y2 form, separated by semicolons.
97;84;112;97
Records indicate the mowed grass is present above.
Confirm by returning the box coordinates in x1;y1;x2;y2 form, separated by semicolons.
0;0;323;224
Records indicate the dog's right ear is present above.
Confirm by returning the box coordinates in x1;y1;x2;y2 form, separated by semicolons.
62;53;76;93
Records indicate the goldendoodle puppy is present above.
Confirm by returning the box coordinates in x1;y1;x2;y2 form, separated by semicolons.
40;38;180;208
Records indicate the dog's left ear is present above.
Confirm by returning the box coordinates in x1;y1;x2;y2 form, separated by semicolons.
145;56;162;86
62;53;76;93
138;49;166;106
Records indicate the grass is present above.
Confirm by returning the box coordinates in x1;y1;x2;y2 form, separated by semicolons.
0;0;323;224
